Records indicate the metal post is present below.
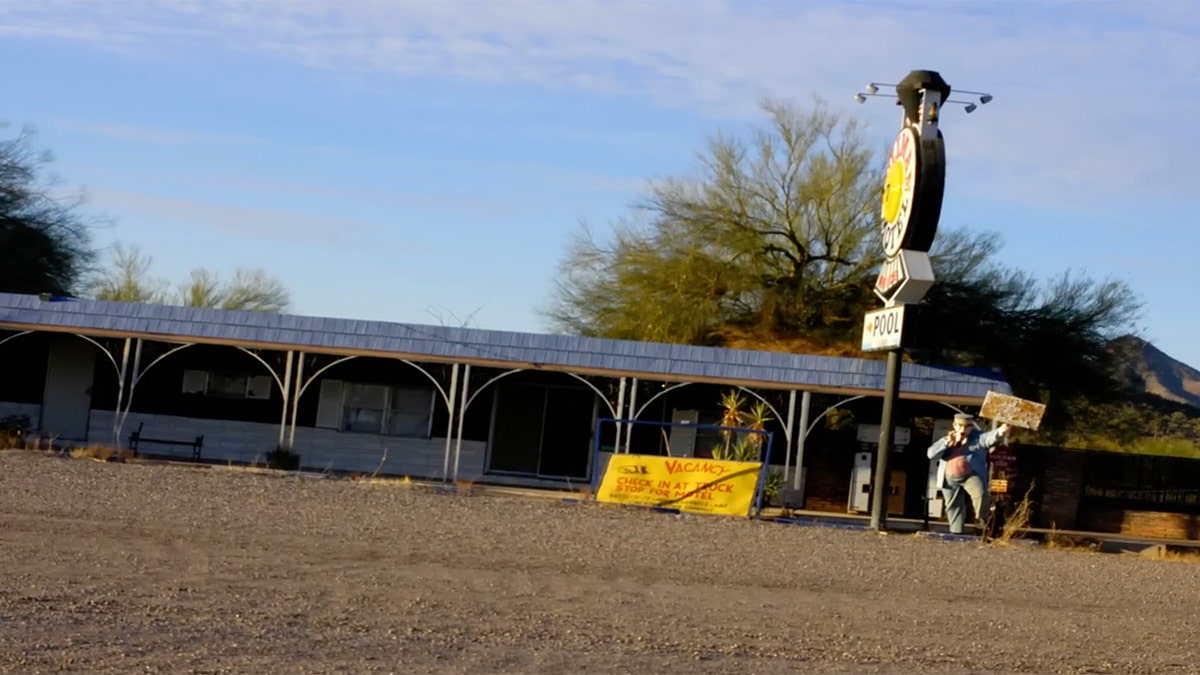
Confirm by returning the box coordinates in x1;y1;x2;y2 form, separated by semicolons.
112;338;132;447
116;339;145;447
288;352;305;449
614;377;627;452
441;363;459;481
277;351;293;449
794;391;810;490
624;377;638;454
452;364;471;482
870;349;903;531
783;390;796;482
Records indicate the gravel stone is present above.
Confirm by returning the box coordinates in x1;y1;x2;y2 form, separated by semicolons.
1;450;1196;674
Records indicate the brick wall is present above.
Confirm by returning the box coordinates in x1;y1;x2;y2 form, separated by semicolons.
1078;507;1200;540
1038;448;1085;530
803;442;854;513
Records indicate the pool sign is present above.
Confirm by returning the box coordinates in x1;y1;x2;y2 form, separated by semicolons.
861;305;907;352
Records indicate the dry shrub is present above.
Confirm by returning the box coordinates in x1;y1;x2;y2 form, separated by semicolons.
994;483;1037;545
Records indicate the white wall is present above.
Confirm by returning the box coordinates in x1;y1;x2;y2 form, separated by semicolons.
88;410;487;481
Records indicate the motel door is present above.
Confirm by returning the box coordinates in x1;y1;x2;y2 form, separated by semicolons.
488;383;595;480
41;337;95;442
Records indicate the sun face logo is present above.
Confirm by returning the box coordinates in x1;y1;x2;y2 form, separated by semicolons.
880;126;918;257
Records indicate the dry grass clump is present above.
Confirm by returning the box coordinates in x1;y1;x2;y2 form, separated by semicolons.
67;445;133;462
1158;549;1200;563
1043;528;1101;553
355;474;414;487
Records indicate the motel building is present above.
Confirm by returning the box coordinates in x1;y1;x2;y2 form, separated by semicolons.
0;292;1009;521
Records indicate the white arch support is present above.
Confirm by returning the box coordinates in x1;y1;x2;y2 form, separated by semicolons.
630;382;693;421
626;381;791;457
459;368;620;421
788;394;867;492
70;334;124;379
0;330;33;349
115;340;196;445
462;367;524;411
287;354;360;448
59;334;127;447
786;395;977;496
219;346;294;448
233;347;291;398
449;367;624;478
280;355;469;468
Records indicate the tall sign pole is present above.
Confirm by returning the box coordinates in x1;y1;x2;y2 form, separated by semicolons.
856;71;964;531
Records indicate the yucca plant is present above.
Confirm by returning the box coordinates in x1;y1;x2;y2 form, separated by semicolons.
742;400;773;451
716;389;747;457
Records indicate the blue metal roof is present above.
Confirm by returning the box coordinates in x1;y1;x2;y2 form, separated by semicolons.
0;293;1010;402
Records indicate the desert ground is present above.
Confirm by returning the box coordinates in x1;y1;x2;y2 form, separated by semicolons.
1;449;1197;674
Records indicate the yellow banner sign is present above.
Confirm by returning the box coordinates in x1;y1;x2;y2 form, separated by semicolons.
595;454;764;516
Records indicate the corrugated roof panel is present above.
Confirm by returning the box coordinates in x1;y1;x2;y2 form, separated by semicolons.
0;293;1011;400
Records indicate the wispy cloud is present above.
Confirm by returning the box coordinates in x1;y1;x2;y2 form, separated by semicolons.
64;160;630;217
53;118;261;146
4;1;1198;205
85;187;371;244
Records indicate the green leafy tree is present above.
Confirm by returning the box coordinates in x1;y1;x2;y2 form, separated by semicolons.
544;98;881;344
0;126;95;295
544;96;1145;435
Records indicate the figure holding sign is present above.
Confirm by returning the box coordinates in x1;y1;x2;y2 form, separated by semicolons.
927;413;1010;534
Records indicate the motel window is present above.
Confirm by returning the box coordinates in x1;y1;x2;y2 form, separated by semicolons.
315;379;434;438
182;370;273;400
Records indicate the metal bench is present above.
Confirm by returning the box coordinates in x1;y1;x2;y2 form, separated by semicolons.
128;422;205;460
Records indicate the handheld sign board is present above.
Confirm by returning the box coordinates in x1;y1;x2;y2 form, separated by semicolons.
980;391;1046;430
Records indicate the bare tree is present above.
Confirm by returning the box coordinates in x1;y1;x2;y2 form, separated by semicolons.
178;268;221;309
89;243;170;303
88;243;291;313
217;268;290;312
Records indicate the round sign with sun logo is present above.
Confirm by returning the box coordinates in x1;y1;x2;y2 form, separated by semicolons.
880;126;918;258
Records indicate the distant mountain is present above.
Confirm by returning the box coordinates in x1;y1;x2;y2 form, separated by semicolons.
1109;336;1200;409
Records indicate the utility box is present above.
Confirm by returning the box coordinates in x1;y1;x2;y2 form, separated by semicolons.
926;460;944;518
848;451;872;513
926;418;954;518
888;469;906;516
667;409;699;457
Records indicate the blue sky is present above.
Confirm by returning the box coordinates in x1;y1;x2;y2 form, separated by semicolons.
1;1;1197;368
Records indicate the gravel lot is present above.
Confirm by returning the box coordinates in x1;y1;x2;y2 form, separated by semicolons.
1;449;1197;674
